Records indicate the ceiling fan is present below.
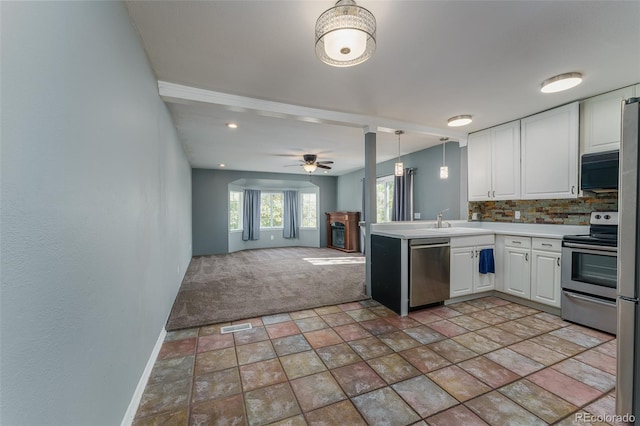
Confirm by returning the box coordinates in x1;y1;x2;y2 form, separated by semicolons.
287;154;333;173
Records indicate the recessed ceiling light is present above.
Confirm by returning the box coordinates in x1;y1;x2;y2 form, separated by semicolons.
219;163;226;167
447;115;473;127
323;170;328;174
226;123;238;129
540;72;583;93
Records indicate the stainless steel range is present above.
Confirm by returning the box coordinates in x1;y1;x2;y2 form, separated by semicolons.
561;211;618;334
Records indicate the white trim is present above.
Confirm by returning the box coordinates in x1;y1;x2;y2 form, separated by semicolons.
120;326;167;426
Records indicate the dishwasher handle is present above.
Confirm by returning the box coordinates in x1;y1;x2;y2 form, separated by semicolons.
410;243;450;250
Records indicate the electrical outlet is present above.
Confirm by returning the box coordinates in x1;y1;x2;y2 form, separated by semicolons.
515;211;521;220
414;212;421;219
472;212;479;221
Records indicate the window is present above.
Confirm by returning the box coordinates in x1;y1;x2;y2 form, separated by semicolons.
260;192;283;228
376;175;394;223
229;190;242;231
301;192;317;228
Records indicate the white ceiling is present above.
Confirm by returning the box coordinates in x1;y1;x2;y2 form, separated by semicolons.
125;0;640;176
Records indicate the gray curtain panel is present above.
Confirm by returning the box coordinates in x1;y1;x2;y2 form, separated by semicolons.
392;169;414;221
283;190;299;239
242;189;261;241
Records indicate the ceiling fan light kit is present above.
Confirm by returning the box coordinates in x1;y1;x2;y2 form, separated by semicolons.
315;0;376;67
540;72;583;93
303;163;317;173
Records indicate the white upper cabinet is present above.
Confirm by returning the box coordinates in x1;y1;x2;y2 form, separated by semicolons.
491;121;521;200
581;86;636;154
467;130;492;201
521;103;579;199
467;121;520;201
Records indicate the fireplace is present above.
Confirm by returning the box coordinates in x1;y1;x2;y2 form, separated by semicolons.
325;212;360;252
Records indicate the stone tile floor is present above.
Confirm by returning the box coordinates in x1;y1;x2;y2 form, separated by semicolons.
133;296;627;425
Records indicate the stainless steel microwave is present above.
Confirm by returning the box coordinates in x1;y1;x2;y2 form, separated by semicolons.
581;150;619;192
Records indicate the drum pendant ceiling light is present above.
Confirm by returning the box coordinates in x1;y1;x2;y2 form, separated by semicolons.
315;0;376;67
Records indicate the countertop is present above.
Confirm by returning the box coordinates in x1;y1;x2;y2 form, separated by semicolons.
370;220;589;240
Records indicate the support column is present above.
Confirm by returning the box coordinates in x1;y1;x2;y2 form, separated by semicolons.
364;130;376;296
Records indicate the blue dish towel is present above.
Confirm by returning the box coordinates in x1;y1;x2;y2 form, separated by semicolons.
479;248;495;274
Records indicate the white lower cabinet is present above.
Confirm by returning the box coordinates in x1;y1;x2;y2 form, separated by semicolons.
450;236;495;298
500;236;562;307
504;246;531;299
531;239;562;308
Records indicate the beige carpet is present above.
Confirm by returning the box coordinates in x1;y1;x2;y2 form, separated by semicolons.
166;247;367;331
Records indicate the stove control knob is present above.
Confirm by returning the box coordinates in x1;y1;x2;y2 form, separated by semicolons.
594;214;602;219
604;214;611;220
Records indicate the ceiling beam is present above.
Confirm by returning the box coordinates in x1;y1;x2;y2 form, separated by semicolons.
158;81;468;145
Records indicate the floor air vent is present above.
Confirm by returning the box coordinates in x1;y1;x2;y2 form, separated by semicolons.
220;323;252;334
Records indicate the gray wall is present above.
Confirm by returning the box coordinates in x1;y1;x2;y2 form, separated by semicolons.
337;142;462;221
193;169;338;255
1;2;192;425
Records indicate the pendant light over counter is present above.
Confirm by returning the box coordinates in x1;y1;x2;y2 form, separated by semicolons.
315;0;376;67
440;137;449;179
394;130;404;176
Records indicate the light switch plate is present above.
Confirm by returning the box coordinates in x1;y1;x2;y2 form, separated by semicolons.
515;211;521;220
472;212;479;220
414;212;421;219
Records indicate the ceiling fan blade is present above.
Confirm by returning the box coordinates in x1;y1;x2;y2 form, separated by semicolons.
316;164;332;170
283;164;301;167
316;161;334;164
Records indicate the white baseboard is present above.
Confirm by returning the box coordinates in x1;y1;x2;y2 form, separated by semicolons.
121;326;167;426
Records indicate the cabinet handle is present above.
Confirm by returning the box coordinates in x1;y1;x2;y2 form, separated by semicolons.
470;251;474;258
525;253;529;261
512;240;522;244
542;243;552;247
557;258;560;267
571;186;575;194
487;191;491;198
492;190;495;198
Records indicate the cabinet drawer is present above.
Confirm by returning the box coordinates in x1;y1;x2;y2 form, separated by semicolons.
532;238;561;252
504;236;531;249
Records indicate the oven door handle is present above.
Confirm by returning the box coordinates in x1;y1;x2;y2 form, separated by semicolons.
563;291;616;307
562;242;618;253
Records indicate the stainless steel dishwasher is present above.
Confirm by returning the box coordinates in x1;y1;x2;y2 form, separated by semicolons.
409;237;450;307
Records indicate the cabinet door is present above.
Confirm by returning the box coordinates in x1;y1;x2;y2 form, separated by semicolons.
491;121;521;200
450;247;474;297
582;86;635;154
531;250;561;307
474;245;496;292
467;130;492;201
504;247;531;298
521;103;579;199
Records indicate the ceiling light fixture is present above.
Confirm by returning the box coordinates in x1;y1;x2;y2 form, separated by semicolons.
219;163;226;168
394;130;405;177
440;137;449;180
303;164;318;173
315;0;376;67
226;123;238;129
540;72;583;93
447;115;473;127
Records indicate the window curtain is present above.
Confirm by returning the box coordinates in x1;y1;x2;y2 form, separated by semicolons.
242;189;261;241
283;190;299;239
392;168;414;221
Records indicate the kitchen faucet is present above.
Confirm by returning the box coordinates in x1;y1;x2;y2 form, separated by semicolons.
437;209;450;228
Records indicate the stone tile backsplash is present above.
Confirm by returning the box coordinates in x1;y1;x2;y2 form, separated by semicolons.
468;194;618;225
